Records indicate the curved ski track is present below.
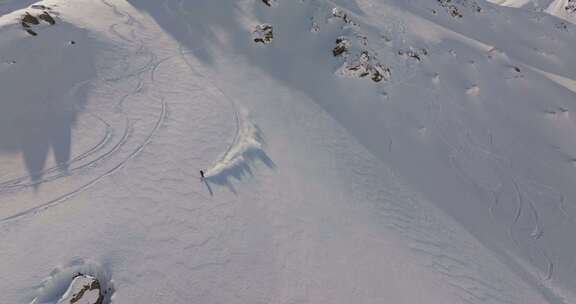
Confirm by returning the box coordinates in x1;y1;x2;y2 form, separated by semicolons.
0;0;169;223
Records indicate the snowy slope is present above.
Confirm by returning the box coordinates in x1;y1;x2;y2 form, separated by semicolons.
2;0;576;303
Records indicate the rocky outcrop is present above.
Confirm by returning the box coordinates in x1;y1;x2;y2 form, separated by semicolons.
332;7;354;25
337;51;391;83
566;0;576;13
22;12;39;25
38;11;56;25
398;48;428;62
333;37;351;57
261;0;276;7
251;4;395;83
436;0;482;18
57;274;104;304
253;24;274;44
20;8;57;36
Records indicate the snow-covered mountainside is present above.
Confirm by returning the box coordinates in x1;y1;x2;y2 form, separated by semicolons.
2;0;576;303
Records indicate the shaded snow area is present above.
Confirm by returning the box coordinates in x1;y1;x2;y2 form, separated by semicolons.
2;0;576;303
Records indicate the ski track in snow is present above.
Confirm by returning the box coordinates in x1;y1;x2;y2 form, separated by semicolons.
176;48;264;182
147;0;566;301
0;111;114;191
0;84;132;192
409;11;558;290
347;1;575;298
0;100;167;224
399;63;555;287
204;110;264;179
0;0;250;222
0;0;170;222
0;127;113;190
2;0;576;303
173;17;270;184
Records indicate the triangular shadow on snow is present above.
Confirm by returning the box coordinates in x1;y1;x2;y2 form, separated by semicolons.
0;24;96;191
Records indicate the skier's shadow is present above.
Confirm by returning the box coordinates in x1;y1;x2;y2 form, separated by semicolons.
204;174;238;195
203;179;214;196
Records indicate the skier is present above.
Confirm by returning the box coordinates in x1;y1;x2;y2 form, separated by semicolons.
200;170;205;181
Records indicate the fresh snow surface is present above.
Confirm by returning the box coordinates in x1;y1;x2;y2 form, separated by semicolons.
2;0;576;303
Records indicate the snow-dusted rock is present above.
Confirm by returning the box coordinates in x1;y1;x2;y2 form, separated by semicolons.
22;12;39;25
332;7;352;24
19;8;56;36
397;48;428;62
261;0;277;7
38;11;55;25
332;36;351;57
337;51;391;82
253;24;273;44
567;0;576;13
436;0;482;17
57;274;103;304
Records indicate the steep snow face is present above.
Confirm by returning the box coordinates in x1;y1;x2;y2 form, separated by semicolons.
2;0;576;303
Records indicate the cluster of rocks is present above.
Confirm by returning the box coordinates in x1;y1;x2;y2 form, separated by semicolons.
435;0;482;18
254;1;393;83
337;51;392;83
21;5;56;36
566;0;576;14
254;0;277;43
331;5;398;83
333;36;351;57
329;8;392;83
253;24;274;44
398;48;428;62
331;7;356;25
436;0;463;18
